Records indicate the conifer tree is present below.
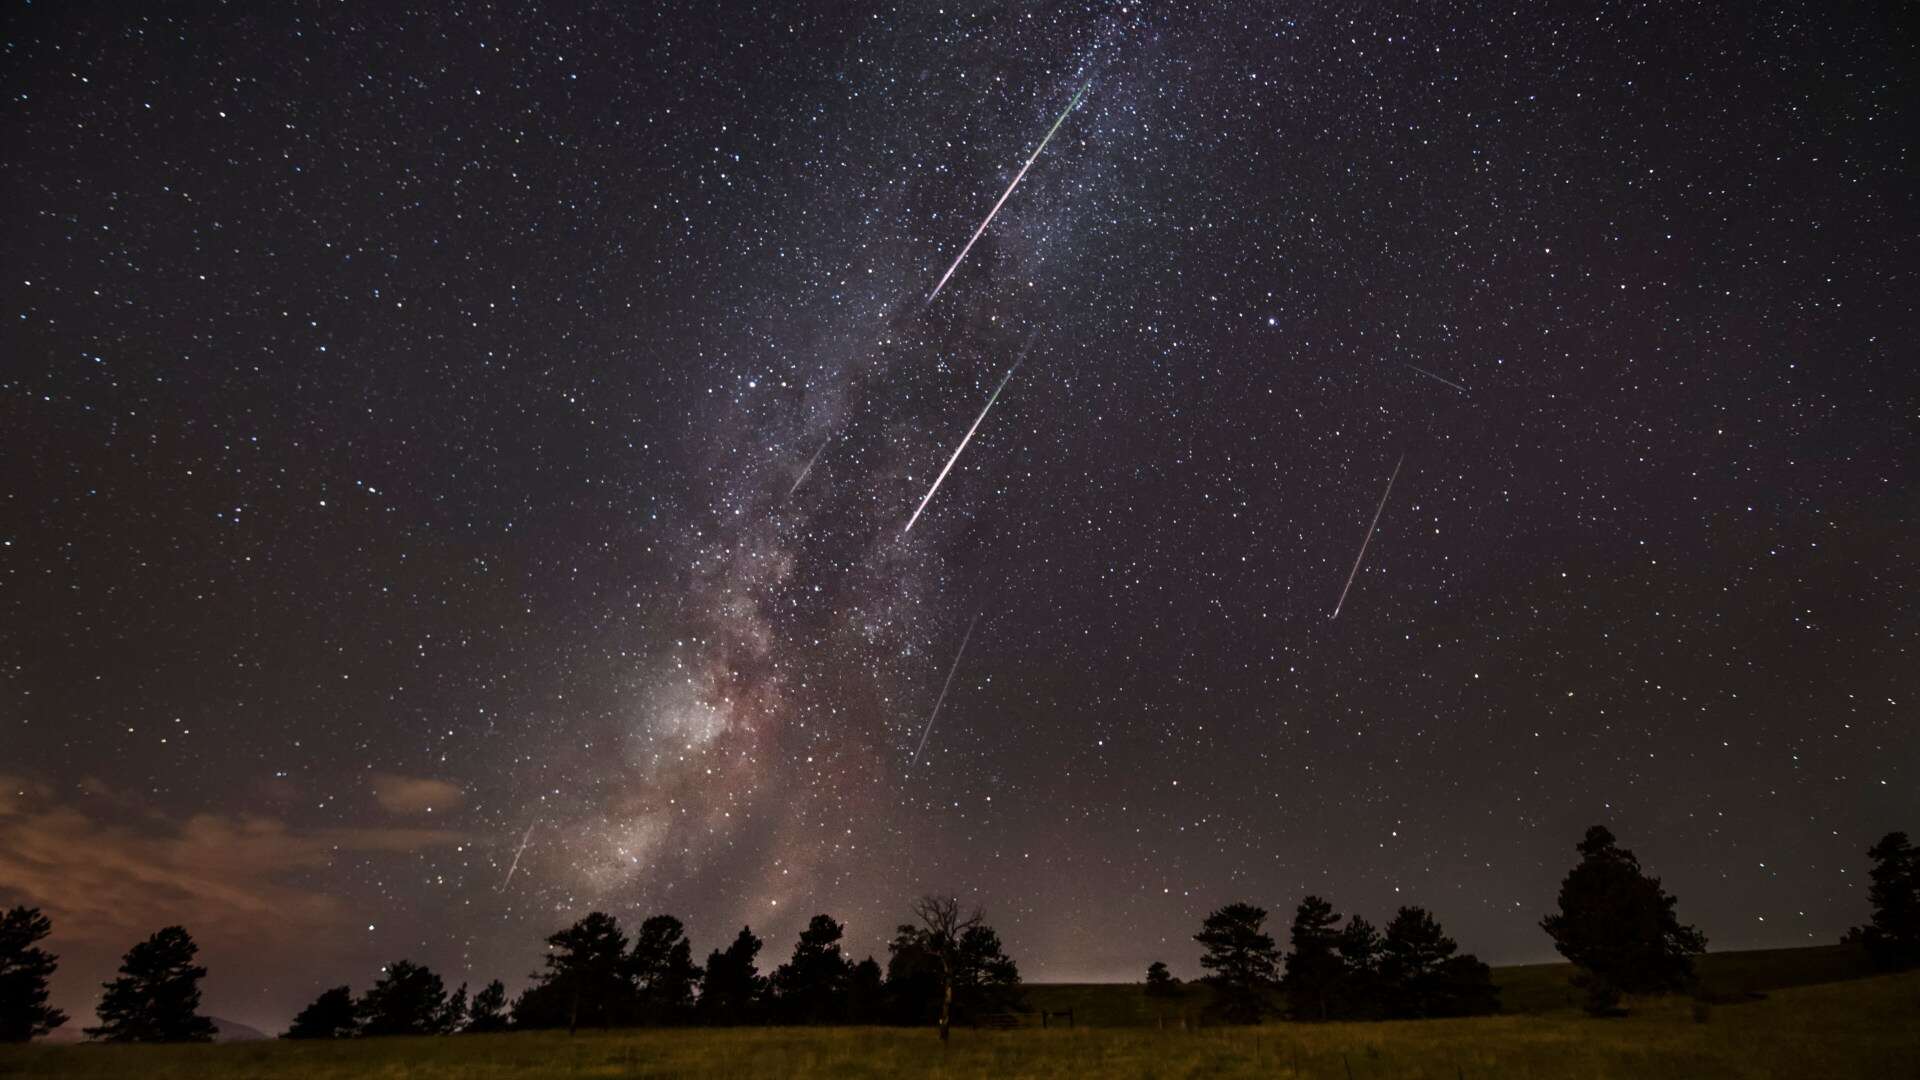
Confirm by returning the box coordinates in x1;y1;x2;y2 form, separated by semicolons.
0;906;67;1042
1542;825;1706;1014
85;926;216;1043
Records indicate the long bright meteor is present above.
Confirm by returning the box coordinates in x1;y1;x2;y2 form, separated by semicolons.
787;435;831;498
500;821;537;889
1331;454;1405;620
1407;364;1470;394
926;79;1091;305
902;351;1027;535
909;612;978;768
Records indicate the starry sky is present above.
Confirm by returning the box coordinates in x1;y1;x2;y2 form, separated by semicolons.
3;2;1913;1035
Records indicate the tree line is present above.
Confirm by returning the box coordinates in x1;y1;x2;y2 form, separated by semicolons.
2;826;1914;1041
1155;826;1917;1021
0;893;1021;1043
1170;896;1501;1025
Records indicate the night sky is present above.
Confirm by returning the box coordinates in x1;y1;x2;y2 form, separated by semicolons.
3;2;1913;1035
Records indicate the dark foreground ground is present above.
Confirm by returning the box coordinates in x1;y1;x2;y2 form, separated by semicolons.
6;947;1912;1079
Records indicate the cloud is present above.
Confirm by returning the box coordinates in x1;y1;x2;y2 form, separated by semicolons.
368;773;465;815
0;773;463;948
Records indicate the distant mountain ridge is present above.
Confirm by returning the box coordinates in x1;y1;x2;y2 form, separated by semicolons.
37;1016;268;1044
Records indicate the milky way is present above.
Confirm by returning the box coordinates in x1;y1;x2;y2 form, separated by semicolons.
3;2;1913;1033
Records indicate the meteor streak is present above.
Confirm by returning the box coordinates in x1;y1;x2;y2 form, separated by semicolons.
902;347;1028;535
501;821;537;889
787;435;831;498
1331;454;1404;620
926;79;1091;305
1407;364;1469;394
909;612;978;768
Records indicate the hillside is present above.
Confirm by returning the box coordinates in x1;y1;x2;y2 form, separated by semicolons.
1019;944;1878;1026
37;1017;269;1045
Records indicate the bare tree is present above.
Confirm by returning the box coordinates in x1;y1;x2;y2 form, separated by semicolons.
909;894;983;1043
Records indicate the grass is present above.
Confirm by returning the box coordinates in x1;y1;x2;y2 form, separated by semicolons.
5;950;1908;1079
1487;943;1878;1016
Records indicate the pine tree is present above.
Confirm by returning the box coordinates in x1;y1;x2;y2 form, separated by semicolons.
1431;954;1501;1018
1845;831;1919;970
0;906;68;1042
698;926;767;1025
1144;960;1180;998
465;980;510;1033
1380;907;1458;1017
515;912;633;1031
85;926;217;1042
284;986;357;1039
356;959;448;1036
883;923;945;1025
953;924;1022;1019
846;956;885;1023
439;982;469;1033
1541;825;1706;1014
1281;896;1344;1020
629;915;701;1024
1194;902;1279;1024
1334;915;1383;1018
773;914;852;1025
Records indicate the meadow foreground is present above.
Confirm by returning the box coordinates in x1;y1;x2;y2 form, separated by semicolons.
4;970;1915;1079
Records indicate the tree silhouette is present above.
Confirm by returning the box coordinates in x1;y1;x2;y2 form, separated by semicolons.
1377;907;1496;1017
0;906;68;1042
515;912;633;1031
773;914;853;1025
439;982;469;1033
1380;907;1454;1017
357;959;448;1036
905;896;987;1041
1195;902;1279;1024
283;986;357;1039
1144;960;1180;998
698;926;766;1025
1845;831;1918;971
85;926;216;1042
1430;954;1501;1017
878;916;1018;1028
884;923;945;1025
953;923;1022;1018
1541;825;1707;1014
629;915;701;1024
1334;915;1383;1019
465;980;509;1033
846;956;885;1023
1281;896;1343;1020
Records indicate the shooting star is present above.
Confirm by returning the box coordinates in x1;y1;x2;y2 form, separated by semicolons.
1331;454;1405;621
909;612;979;768
926;79;1090;305
1407;364;1470;394
902;330;1039;535
787;435;831;498
500;821;537;889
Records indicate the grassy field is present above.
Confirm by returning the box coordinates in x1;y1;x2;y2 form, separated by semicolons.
5;951;1909;1079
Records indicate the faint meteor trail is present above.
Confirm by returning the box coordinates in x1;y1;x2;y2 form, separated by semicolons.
909;612;979;768
787;436;831;497
1331;454;1405;620
1407;364;1469;394
500;821;537;888
926;79;1091;305
902;351;1027;535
